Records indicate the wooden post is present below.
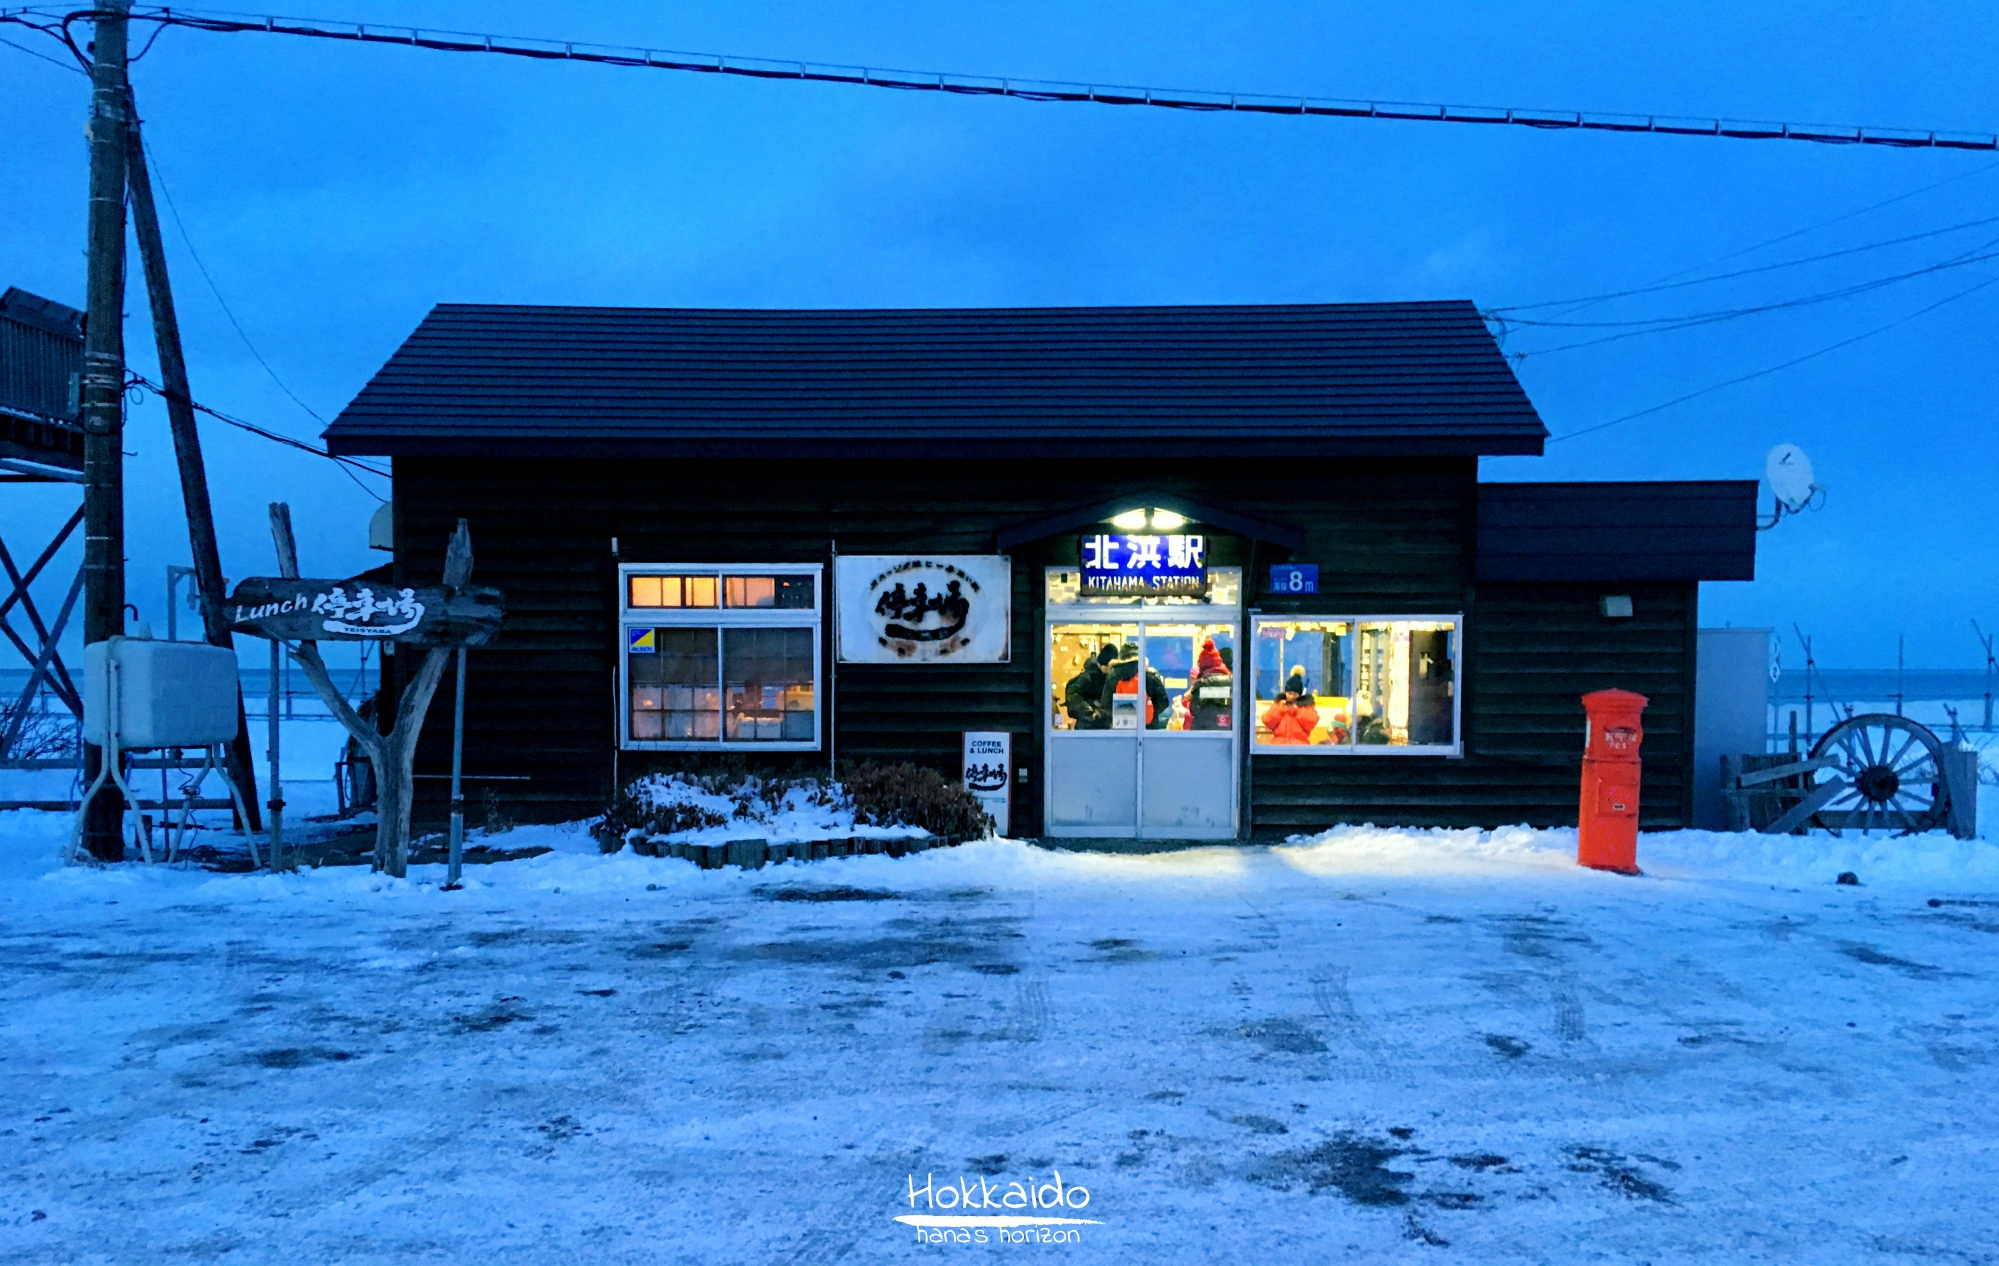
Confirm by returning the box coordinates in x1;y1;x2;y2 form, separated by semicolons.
78;0;132;862
445;646;466;888
265;504;475;877
267;638;282;869
123;91;262;833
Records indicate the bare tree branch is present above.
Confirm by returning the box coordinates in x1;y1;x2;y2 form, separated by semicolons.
268;502;300;578
291;641;381;756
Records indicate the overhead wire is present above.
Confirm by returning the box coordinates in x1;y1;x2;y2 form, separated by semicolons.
141;139;334;427
1508;237;1999;330
125;371;391;494
2;3;1994;152
1497;235;1999;359
0;27;78;72
1488;212;1999;315
1530;158;1999;322
1548;273;1999;444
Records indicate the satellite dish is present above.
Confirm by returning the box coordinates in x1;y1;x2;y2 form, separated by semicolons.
1765;443;1818;513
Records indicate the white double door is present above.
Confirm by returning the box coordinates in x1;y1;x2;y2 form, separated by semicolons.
1045;616;1240;839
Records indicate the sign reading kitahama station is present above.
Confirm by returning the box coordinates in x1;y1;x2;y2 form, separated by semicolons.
835;555;1010;664
226;576;505;646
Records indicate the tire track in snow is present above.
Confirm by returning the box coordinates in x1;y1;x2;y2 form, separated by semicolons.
1311;967;1386;1080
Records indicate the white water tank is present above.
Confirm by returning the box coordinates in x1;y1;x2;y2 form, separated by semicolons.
83;636;239;749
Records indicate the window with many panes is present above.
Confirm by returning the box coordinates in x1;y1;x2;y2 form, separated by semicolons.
619;565;821;750
1250;615;1461;754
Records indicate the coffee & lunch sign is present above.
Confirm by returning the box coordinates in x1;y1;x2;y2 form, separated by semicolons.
226;577;505;646
836;556;1011;664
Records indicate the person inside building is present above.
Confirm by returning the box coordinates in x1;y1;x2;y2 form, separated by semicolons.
1187;636;1233;731
1104;641;1172;730
1063;642;1117;729
1261;665;1319;744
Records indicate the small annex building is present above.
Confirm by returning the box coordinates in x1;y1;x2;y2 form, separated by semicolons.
324;301;1756;841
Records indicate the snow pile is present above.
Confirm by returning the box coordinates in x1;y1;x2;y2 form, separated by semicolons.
1274;823;1579;878
609;771;929;851
1639;826;1999;889
1273;820;1999;892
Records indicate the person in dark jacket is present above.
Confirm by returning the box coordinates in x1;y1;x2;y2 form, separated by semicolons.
1063;643;1118;729
1186;636;1234;731
1103;642;1172;730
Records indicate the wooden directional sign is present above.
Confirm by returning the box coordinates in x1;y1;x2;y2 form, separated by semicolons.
226;577;504;646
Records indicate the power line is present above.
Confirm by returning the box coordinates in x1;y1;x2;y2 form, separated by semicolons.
0;27;78;72
1548;273;1999;444
1533;158;1999;321
140;139;331;426
126;371;390;493
4;4;1995;153
1496;230;1999;360
1489;212;1999;315
1497;235;1999;360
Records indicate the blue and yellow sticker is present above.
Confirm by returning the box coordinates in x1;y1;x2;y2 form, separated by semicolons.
627;627;656;654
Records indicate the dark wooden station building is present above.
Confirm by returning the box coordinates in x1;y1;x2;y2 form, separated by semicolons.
325;301;1757;841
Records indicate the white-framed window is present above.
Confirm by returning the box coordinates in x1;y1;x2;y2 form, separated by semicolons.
618;563;822;751
1249;614;1462;755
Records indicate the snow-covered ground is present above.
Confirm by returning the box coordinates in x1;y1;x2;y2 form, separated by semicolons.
3;813;1997;1263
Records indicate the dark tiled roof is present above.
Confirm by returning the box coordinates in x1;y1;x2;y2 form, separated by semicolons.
1477;481;1758;583
324;301;1546;459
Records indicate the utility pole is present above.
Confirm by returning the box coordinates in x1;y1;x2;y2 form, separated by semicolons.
124;90;263;833
79;0;132;863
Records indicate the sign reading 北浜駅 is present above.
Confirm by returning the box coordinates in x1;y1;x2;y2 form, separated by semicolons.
226;577;505;646
1081;533;1206;596
836;556;1011;663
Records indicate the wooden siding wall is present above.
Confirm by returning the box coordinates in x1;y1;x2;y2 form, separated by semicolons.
389;456;1693;835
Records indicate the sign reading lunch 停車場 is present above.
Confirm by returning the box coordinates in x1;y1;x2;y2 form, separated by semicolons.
226;577;504;646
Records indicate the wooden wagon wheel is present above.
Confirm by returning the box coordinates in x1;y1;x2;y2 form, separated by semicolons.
1806;713;1949;836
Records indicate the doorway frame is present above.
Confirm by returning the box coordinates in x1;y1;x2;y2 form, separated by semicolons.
1042;588;1245;841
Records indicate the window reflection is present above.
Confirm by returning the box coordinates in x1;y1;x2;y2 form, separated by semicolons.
1145;624;1235;732
1251;618;1458;751
724;627;816;741
627;575;720;608
1253;621;1352;747
628;627;720;740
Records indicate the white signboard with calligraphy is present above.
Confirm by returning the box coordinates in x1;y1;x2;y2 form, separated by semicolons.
835;556;1012;664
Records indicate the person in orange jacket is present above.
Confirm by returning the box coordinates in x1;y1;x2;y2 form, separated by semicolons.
1261;665;1319;744
1103;642;1171;729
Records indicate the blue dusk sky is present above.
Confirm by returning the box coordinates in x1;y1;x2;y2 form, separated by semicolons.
3;2;1994;668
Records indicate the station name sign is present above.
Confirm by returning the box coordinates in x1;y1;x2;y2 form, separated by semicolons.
1081;533;1207;597
226;577;505;646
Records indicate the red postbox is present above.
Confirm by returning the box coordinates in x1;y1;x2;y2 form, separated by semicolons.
1578;689;1648;874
